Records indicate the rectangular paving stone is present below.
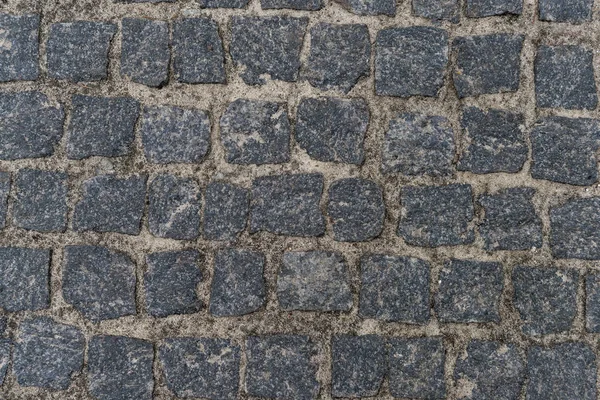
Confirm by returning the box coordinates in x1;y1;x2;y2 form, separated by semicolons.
334;0;396;15
466;0;523;17
230;16;308;85
199;0;248;7
203;182;248;241
539;0;593;22
359;254;430;323
121;18;169;88
13;169;68;232
145;250;202;318
413;0;459;22
453;34;523;97
0;172;8;229
159;338;240;400
376;26;448;97
148;174;201;240
277;251;352;311
0;91;64;160
586;273;600;332
0;247;49;312
66;95;139;159
172;18;225;84
47;21;116;82
262;0;322;10
0;14;39;82
550;198;600;259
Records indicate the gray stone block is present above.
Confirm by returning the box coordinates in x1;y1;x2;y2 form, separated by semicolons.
203;182;248;241
200;0;248;7
0;172;8;229
586;273;600;332
466;0;523;17
262;0;322;10
539;0;593;23
413;0;459;22
334;0;396;15
121;18;169;87
0;247;49;312
550;197;600;259
0;14;39;81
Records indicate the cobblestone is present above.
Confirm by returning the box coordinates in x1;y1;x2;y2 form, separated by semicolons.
121;18;169;87
262;0;322;10
334;0;396;15
550;197;600;259
0;172;8;229
0;247;49;312
0;14;39;82
412;0;459;22
203;182;248;240
586;273;600;332
465;0;523;17
538;0;593;23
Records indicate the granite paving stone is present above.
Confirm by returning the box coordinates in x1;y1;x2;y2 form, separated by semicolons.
0;247;49;312
121;18;169;87
412;0;459;22
465;0;523;17
0;14;39;82
585;273;600;332
334;0;396;15
0;339;9;386
0;172;8;229
539;0;593;23
199;0;248;7
203;182;248;240
550;197;600;259
262;0;322;10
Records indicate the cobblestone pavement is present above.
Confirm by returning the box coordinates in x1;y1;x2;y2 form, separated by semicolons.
1;0;600;398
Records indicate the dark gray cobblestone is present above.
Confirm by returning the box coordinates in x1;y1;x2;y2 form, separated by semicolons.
334;0;396;16
465;0;523;17
550;197;600;259
412;0;459;22
0;247;49;312
0;14;39;82
203;181;248;240
121;18;169;87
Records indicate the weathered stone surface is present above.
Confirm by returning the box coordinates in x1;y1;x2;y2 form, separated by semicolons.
116;0;175;2
172;18;225;84
0;172;8;229
121;18;169;87
148;174;201;240
73;175;147;235
327;178;385;242
512;266;577;335
210;248;265;316
436;259;503;323
145;250;202;317
66;95;139;159
47;21;115;82
199;0;247;7
295;97;368;165
531;117;600;186
305;23;370;93
382;113;454;176
245;335;320;400
454;340;525;400
63;246;136;322
359;254;430;323
0;247;49;312
586;273;600;332
478;188;543;250
334;0;396;15
550;198;600;259
332;335;386;398
13;169;67;233
466;0;523;17
230;16;308;85
203;182;248;241
453;34;523;97
88;335;154;400
535;45;597;110
160;338;240;400
277;251;352;311
398;184;475;247
14;317;84;390
388;337;446;399
539;0;593;23
0;14;39;81
457;107;527;174
527;343;596;400
376;27;448;97
0;339;9;386
220;99;290;165
413;0;459;22
250;173;325;236
0;91;64;160
141;105;210;164
262;0;322;10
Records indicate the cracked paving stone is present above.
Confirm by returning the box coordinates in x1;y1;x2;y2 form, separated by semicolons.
0;14;39;82
277;251;352;311
332;335;386;398
512;266;577;335
73;174;147;235
121;18;169;87
535;45;597;110
47;21;116;82
0;339;9;386
262;0;322;10
478;188;543;251
172;18;225;84
250;173;325;237
453;34;523;98
13;169;68;233
305;23;370;93
457;106;527;174
295;97;368;165
382;113;455;176
141;105;210;164
145;250;203;318
245;335;320;400
203;182;248;241
88;335;154;400
466;0;523;17
376;26;448;97
586;273;600;332
539;0;593;22
209;248;265;317
220;99;290;165
388;337;446;399
359;254;430;323
327;178;385;242
14;317;84;390
531;116;600;186
0;91;64;160
454;340;525;400
436;259;503;323
63;245;136;322
527;343;596;400
66;95;139;159
160;338;240;400
550;197;600;259
398;184;475;247
413;0;459;22
230;16;308;85
199;0;248;7
0;247;49;312
148;174;201;240
334;0;396;15
0;172;8;228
